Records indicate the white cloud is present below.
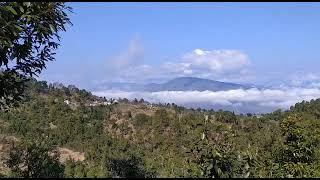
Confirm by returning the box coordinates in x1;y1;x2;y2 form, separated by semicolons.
111;35;144;69
161;62;192;76
94;35;152;83
157;49;252;82
100;47;252;84
119;64;154;82
260;72;320;89
310;82;320;88
93;87;320;113
288;72;320;87
182;49;250;74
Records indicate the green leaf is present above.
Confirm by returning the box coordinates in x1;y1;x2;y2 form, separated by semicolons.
23;2;31;7
26;15;31;23
21;14;27;19
19;6;24;13
14;25;22;31
49;24;56;33
5;6;18;15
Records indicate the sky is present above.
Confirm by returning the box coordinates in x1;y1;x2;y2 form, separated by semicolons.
39;2;320;88
38;2;320;113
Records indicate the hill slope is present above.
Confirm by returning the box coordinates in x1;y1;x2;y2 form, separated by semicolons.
1;79;320;178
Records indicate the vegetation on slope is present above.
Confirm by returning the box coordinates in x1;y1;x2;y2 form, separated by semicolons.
0;79;320;178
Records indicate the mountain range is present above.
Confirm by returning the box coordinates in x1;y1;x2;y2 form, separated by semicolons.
95;77;254;92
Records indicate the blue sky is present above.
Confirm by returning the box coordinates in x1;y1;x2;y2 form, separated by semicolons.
40;2;320;90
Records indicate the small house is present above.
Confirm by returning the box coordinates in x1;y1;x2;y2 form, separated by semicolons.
64;99;70;105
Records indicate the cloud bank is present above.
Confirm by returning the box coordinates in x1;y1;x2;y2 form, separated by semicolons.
92;87;320;113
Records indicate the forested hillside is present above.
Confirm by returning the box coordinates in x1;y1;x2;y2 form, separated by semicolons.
1;79;320;178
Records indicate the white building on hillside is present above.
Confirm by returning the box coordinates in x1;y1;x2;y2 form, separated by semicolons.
64;100;70;105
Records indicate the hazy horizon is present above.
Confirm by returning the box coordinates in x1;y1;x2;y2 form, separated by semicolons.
37;2;320;113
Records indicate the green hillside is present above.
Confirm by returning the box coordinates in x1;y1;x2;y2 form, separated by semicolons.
0;79;320;178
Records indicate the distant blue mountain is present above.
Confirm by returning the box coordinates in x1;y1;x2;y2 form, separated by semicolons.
97;77;254;92
143;77;251;92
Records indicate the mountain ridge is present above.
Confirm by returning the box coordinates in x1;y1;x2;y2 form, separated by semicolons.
95;77;253;92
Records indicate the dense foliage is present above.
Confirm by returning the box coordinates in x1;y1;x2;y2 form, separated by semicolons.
0;79;320;178
0;2;72;109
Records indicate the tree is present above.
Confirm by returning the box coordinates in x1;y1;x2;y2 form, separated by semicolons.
74;162;86;178
125;110;132;119
122;98;129;103
64;159;76;178
134;113;150;126
139;98;144;103
0;2;72;109
216;110;238;124
5;139;64;178
273;114;319;177
186;139;233;178
108;156;154;178
279;115;314;164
